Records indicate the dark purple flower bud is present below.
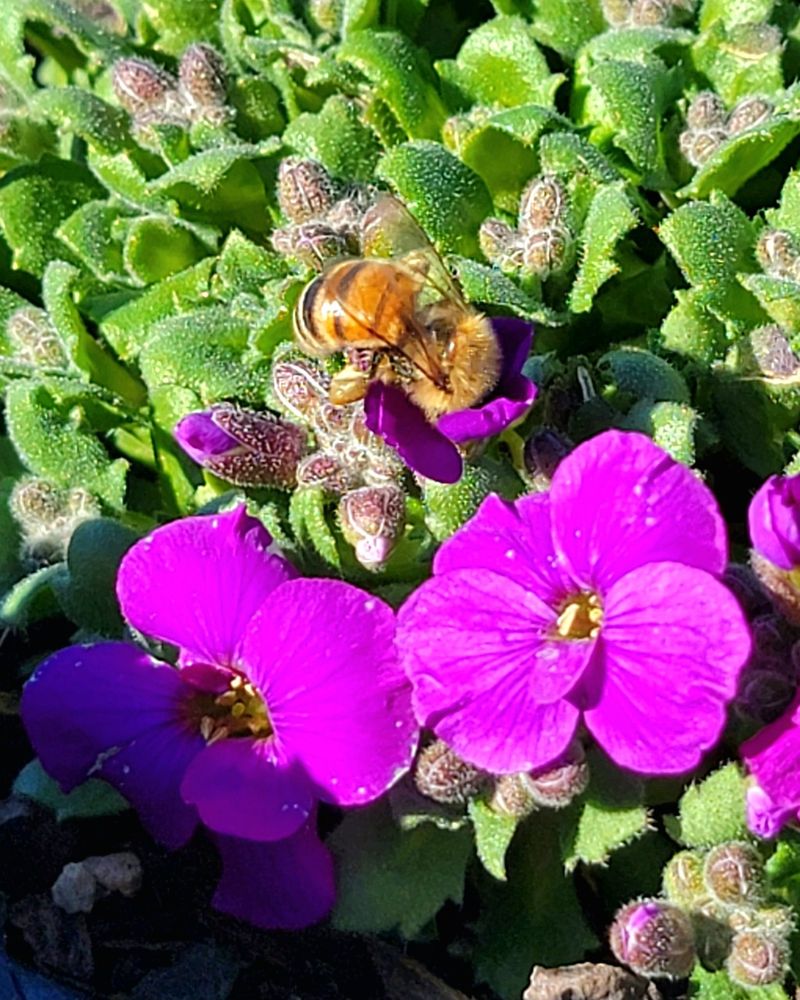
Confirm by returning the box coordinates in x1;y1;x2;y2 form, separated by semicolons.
747;325;800;378
737;670;796;725
679;127;727;167
522;226;574;278
686;92;727;130
277;157;338;224
296;452;361;495
703;842;764;908
755;230;799;280
338;484;406;570
271;357;329;423
519;176;567;232
7;306;66;368
610;900;696;979
727;97;773;135
413;740;488;806
178;44;229;119
726;929;788;987
523;428;573;491
662;850;707;908
112;57;177;115
175;404;308;489
524;741;589;809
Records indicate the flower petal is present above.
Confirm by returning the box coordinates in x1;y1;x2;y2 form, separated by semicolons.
117;506;296;667
741;692;800;818
363;381;462;484
493;316;534;382
21;642;202;848
180;738;314;842
433;493;574;605
749;475;800;570
398;569;588;772
436;373;535;444
745;785;797;840
174;411;238;463
211;822;335;930
582;562;751;775
550;430;728;590
241;579;417;806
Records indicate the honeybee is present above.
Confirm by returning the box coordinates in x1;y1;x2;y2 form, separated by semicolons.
292;194;501;418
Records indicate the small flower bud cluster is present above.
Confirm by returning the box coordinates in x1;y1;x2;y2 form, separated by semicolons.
9;477;99;570
680;92;774;168
271;354;406;569
756;229;800;284
112;43;231;139
523;428;573;492
480;175;575;280
733;612;800;724
7;306;67;370
413;739;490;806
271;158;377;270
654;842;793;985
488;740;590;818
602;0;694;28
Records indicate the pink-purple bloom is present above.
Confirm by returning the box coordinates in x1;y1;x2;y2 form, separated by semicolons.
364;317;536;484
741;693;800;838
21;506;417;929
397;430;751;776
749;473;800;570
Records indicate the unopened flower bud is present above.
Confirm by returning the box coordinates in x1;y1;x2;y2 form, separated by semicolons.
528;742;590;809
686;92;727;130
296;451;361;495
755;229;799;280
723;563;769;617
9;478;65;530
326;184;376;242
726;929;788;987
519;176;567;232
522;226;574;279
609;900;696;979
662;851;707;909
631;0;671;26
523;428;572;491
703;842;764;909
175;404;308;489
679;127;727;167
179;44;229;119
112;57;177;115
277;157;338;224
737;670;795;725
489;772;538;818
413;740;488;806
727;97;773;135
7;306;66;368
747;324;800;378
479;218;523;269
751;551;800;626
271;221;348;269
271;357;329;423
729;22;782;57
338;484;405;569
602;0;633;27
308;0;341;32
730;905;795;936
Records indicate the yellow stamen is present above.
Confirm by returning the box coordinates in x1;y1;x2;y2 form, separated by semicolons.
554;591;603;641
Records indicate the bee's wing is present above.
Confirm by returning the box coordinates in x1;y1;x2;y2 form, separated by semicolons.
360;194;467;310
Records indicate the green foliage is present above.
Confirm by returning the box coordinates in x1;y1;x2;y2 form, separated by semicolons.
671;764;750;848
469;798;520;881
689;966;789;1000
13;758;129;821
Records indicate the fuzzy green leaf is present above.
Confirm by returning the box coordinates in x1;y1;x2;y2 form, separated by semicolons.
599;347;690;404
0;562;65;627
212;230;287;299
698;0;775;32
283;95;383;182
123;215;211;285
673;763;749;848
13;758;129;821
740;274;800;334
422;457;521;541
527;0;606;59
569;184;638;313
689;966;788;1000
469;799;519;881
136;0;220;54
330;800;472;937
28;86;131;154
57;200;129;283
693;20;784;104
624;400;698;465
657;289;730;365
450;256;567;326
288;487;341;571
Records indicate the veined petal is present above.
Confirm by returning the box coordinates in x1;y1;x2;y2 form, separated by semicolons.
582;562;751;775
433;493;573;605
21;642;202;849
241;579;417;806
742;692;800;818
437;374;535;444
550;430;728;591
174;411;238;463
180;737;314;842
749;475;800;571
117;506;296;667
398;569;589;772
211;822;335;930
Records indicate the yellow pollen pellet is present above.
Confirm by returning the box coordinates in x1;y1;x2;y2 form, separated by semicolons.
231;702;246;718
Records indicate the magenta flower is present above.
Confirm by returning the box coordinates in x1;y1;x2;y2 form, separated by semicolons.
397;430;751;776
364;317;536;484
21;506;417;928
749;473;800;570
741;692;800;838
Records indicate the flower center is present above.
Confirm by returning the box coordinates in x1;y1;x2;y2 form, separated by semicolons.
189;674;273;744
554;591;603;641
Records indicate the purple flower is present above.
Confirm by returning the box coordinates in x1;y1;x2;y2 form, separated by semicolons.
175;403;308;489
22;506;418;929
749;474;800;570
364;317;536;484
741;692;800;839
397;430;751;777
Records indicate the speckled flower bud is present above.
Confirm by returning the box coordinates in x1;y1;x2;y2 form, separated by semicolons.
488;772;538;818
9;478;65;530
602;0;633;27
175;404;308;489
326;184;376;242
703;842;764;909
631;0;672;27
7;306;66;368
277;157;338;224
686;92;727;130
479;218;517;263
296;452;361;495
519;176;566;232
524;741;590;809
610;900;696;979
729;22;782;57
112;57;177;115
413;740;488;806
726;929;788;988
747;325;800;378
523;428;573;491
679;127;727;167
338;484;405;569
662;851;707;909
308;0;341;32
271;357;329;424
755;229;799;280
522;226;574;279
727;97;773;135
751;551;800;626
729;905;795;936
271;221;348;269
179;43;228;118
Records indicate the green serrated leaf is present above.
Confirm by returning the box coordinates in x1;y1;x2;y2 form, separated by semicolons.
624;400;698;465
123;215;212;285
689;965;788;1000
13;758;129;821
569;184;638;313
657;288;729;365
289;487;341;571
283;94;382;182
57;200;129;283
330;800;472;937
527;0;606;59
28;86;131;154
469;798;519;881
740;274;800;334
674;763;749;848
450;256;567;326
